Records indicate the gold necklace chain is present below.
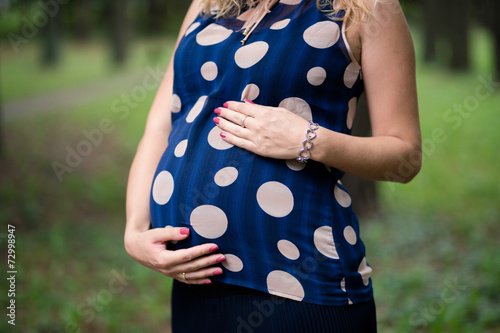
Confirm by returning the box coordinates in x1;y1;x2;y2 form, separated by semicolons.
240;0;280;45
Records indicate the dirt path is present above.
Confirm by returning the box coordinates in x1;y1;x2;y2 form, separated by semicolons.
3;72;150;121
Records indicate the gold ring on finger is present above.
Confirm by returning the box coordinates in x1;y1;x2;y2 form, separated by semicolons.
182;272;187;281
241;114;249;128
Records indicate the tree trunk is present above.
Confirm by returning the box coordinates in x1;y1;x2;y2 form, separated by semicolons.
108;0;129;65
0;62;3;159
490;1;500;80
146;0;168;34
447;0;469;70
42;2;60;67
477;0;500;80
74;0;91;41
495;29;500;81
342;95;380;220
422;0;438;62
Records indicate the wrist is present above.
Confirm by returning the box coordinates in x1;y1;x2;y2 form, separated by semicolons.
124;221;149;247
125;215;151;233
296;121;320;163
309;127;347;169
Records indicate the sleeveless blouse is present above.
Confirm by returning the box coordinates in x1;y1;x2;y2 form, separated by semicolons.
150;0;373;306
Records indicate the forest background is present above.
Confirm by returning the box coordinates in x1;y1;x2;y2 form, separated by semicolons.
0;0;499;332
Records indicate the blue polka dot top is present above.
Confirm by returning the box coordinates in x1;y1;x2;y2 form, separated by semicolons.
150;0;373;306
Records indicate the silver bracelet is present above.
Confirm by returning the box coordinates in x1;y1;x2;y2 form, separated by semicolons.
297;121;320;163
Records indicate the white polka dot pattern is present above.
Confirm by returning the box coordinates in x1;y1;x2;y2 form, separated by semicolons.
235;41;269;69
256;181;294;218
214;167;239;187
314;226;339;259
241;84;260;102
307;67;327;86
280;0;302;5
185;22;200;36
286;159;306;171
303;21;340;49
267;270;305;301
186;96;208;123
279;97;313;121
277;240;300;260
270;19;290;30
196;23;232;46
149;3;372;305
200;61;218;81
208;126;234;150
222;254;244;272
334;184;352;208
190;205;228;239
340;278;346;292
344;63;360;88
174;140;188;158
152;171;174;205
358;257;372;286
347;97;357;129
344;226;357;245
171;94;181;113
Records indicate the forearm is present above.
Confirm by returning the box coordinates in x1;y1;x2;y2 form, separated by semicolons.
125;67;173;240
313;128;421;183
125;131;169;236
125;0;201;242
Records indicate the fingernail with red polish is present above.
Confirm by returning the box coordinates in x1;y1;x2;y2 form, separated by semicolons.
209;245;219;252
214;108;221;115
180;228;190;235
223;102;229;108
220;132;227;138
245;99;255;104
213;117;220;124
204;280;212;285
216;256;226;263
213;269;223;276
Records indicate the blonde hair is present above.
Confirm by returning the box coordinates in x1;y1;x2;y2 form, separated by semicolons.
201;0;372;24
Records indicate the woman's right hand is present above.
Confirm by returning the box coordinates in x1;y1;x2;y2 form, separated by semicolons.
124;226;226;285
124;1;219;286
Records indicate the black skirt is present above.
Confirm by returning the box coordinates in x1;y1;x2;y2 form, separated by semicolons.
171;280;377;333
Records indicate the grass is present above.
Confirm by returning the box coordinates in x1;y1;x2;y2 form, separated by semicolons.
1;27;500;332
0;37;176;102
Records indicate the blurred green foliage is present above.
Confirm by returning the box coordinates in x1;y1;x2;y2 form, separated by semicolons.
0;0;190;37
0;7;499;333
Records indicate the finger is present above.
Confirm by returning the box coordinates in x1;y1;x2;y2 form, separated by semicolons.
149;226;190;243
213;117;252;139
215;108;254;130
163;243;222;265
175;277;213;285
223;100;258;117
174;252;226;274
220;131;257;153
177;266;224;284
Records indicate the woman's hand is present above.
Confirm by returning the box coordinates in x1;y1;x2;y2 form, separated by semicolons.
213;100;309;160
124;226;226;285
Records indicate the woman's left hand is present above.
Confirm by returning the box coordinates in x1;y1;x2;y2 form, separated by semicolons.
213;100;310;160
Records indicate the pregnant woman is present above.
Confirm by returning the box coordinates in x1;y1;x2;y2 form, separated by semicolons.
125;0;421;331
